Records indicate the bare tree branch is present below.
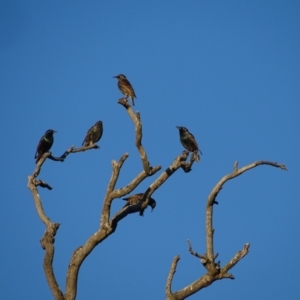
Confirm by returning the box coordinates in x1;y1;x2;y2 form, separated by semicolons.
60;144;99;160
166;160;287;300
206;160;287;263
166;256;180;299
139;150;195;212
64;106;165;300
34;179;53;190
118;99;153;174
187;240;206;260
28;144;99;300
28;175;52;226
40;223;64;300
221;243;250;274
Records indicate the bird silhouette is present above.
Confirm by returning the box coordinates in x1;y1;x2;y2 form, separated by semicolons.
113;74;137;106
176;126;202;162
82;121;103;146
122;193;156;216
35;129;56;164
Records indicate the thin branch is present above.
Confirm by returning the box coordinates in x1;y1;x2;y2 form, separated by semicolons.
60;144;99;160
187;240;206;260
118;99;152;174
208;160;287;206
139;151;190;212
180;150;197;173
34;179;53;190
221;243;250;273
28;143;99;300
33;152;52;178
65;107;163;299
40;223;64;300
48;154;64;162
206;160;287;263
100;153;130;228
166;256;180;299
27;175;52;226
166;160;286;300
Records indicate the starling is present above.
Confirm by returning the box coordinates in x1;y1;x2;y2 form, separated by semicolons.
82;121;103;146
122;193;156;216
113;74;137;106
35;129;56;164
176;126;202;162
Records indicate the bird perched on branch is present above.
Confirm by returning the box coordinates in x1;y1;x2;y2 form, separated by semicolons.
122;193;156;216
82;121;103;146
113;74;137;106
176;126;202;162
35;129;56;164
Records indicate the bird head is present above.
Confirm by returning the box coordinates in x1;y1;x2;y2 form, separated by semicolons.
113;74;126;80
149;198;156;212
95;121;102;126
45;129;57;137
176;126;189;134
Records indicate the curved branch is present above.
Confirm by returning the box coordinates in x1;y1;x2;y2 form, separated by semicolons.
166;256;180;299
118;99;152;174
206;160;287;262
60;144;99;160
40;223;64;300
28;144;100;300
166;160;287;300
27;175;52;226
65;157;161;300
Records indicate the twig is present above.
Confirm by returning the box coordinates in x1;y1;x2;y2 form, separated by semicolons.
139;151;190;212
118;99;152;174
166;160;287;300
206;160;287;263
60;144;99;160
187;240;206;260
221;243;250;273
34;179;53;190
166;256;180;298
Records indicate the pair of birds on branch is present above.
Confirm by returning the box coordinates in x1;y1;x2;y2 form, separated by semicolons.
34;121;103;164
113;74;202;161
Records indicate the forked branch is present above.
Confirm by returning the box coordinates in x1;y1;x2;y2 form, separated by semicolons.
27;143;101;300
166;160;287;300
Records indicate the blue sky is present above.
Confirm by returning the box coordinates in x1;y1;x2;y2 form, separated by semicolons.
1;1;299;299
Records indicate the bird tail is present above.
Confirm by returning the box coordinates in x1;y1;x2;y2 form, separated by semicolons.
194;151;200;162
131;97;135;106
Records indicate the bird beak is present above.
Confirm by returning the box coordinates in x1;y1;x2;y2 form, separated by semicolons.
113;76;118;78
176;126;181;129
53;130;57;133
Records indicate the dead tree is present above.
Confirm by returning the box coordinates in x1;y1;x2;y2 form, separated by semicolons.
28;97;287;299
27;98;198;300
165;161;287;300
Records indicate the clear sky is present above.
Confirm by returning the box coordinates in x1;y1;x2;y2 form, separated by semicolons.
1;1;299;299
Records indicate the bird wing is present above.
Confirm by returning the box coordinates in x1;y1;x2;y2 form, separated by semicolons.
82;125;94;145
189;132;202;155
189;133;199;150
34;136;44;158
122;193;142;201
94;123;103;142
